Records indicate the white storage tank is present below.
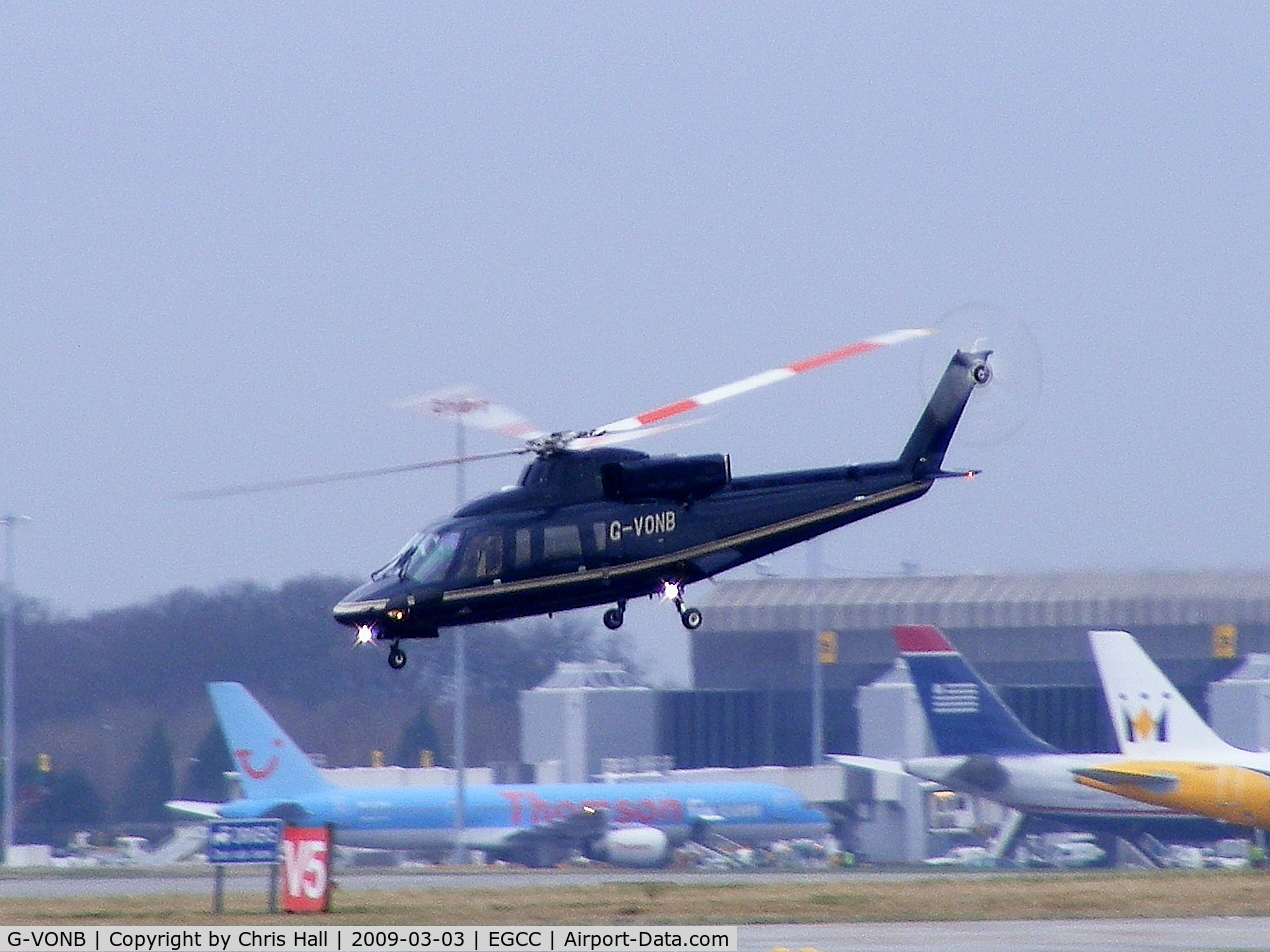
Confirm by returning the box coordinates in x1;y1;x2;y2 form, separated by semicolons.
852;658;936;863
519;662;657;783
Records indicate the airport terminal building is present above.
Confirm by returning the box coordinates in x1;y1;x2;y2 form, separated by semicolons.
661;569;1270;765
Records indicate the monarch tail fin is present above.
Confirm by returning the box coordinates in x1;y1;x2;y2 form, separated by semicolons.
1088;630;1229;754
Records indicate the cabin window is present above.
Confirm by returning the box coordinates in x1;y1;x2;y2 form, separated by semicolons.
543;524;581;561
514;528;532;568
455;531;504;581
592;522;608;552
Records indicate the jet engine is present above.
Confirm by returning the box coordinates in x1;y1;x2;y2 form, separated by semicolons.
595;826;671;868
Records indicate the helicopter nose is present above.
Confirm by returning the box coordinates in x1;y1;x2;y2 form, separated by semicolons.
332;595;389;628
333;579;391;628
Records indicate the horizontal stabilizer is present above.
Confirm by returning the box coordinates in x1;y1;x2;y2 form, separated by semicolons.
1072;767;1179;794
828;754;911;777
165;799;223;820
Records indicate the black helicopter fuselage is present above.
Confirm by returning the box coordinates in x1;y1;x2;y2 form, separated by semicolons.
334;349;991;655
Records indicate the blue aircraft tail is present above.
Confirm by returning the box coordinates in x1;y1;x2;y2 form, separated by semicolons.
896;625;1059;756
208;682;330;800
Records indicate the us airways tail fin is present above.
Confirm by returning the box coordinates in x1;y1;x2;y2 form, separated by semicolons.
899;349;991;479
895;625;1059;756
1088;630;1230;754
208;682;330;800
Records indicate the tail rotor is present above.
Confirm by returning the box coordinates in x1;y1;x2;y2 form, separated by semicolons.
919;303;1042;448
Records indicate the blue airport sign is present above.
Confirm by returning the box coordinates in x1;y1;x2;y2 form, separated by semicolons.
206;818;284;864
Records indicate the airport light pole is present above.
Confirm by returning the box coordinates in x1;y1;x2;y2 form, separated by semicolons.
452;624;468;864
1;514;30;867
451;418;469;864
424;396;483;865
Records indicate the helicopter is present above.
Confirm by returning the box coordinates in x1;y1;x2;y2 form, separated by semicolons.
337;333;991;669
188;329;992;669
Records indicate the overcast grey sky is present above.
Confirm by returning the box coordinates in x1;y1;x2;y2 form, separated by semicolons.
3;5;1268;682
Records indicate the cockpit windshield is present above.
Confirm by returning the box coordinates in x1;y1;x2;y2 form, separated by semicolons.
403;530;461;583
372;529;426;581
372;526;461;584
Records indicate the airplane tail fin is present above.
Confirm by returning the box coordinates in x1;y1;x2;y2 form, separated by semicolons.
896;625;1060;755
899;349;992;478
207;682;330;800
1088;630;1230;754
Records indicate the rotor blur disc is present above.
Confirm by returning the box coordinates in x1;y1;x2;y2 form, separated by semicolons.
919;302;1043;448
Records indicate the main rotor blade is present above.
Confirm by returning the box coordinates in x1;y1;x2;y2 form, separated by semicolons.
569;418;708;450
176;448;530;500
396;386;548;442
591;327;933;436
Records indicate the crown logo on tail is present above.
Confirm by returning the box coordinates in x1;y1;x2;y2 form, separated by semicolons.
1123;703;1169;743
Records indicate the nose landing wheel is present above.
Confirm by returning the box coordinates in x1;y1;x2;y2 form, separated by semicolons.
388;642;407;670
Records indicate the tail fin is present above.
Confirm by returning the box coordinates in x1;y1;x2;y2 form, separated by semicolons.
208;682;330;799
899;349;991;478
895;625;1059;755
1088;630;1230;754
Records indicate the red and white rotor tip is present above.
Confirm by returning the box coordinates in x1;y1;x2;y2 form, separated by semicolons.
594;328;932;436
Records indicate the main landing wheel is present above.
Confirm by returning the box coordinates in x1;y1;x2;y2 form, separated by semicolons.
603;606;625;630
388;643;408;670
679;607;703;630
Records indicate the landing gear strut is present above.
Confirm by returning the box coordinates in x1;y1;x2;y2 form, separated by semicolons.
603;600;627;630
661;581;702;630
674;596;702;630
388;641;407;670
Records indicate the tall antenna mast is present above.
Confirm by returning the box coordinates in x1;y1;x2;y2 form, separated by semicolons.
1;514;30;867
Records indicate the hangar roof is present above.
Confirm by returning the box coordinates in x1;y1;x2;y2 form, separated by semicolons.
701;570;1270;632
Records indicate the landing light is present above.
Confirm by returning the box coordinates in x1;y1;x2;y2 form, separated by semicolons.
355;625;376;645
660;580;682;602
